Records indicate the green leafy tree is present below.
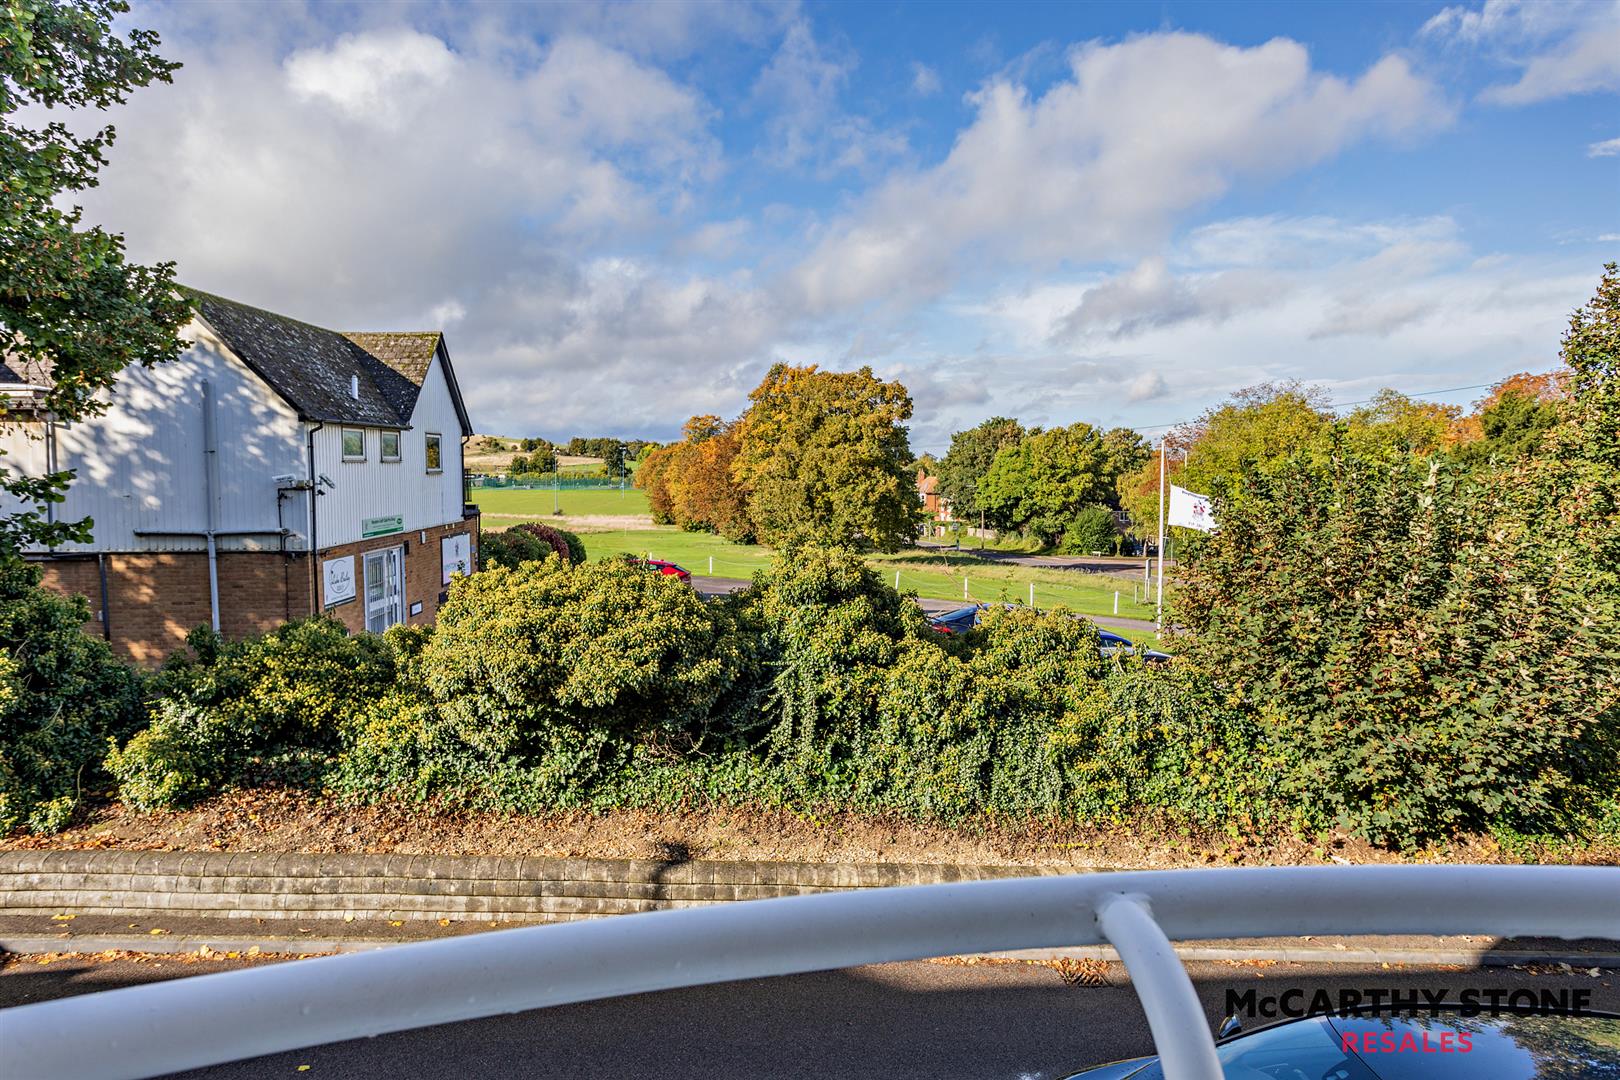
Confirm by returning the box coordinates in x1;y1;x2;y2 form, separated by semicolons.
935;417;1024;526
979;422;1113;547
0;560;142;831
1560;262;1620;469
732;364;920;551
1;0;190;555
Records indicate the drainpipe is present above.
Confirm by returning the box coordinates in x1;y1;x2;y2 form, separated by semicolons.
96;553;111;641
202;381;222;633
306;421;323;615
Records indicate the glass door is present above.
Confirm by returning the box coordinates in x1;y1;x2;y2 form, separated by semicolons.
364;546;404;632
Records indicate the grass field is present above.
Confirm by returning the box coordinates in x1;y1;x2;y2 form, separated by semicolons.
473;486;649;519
556;525;1160;638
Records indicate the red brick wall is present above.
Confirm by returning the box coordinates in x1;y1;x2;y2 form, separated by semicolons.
30;514;478;664
315;515;479;635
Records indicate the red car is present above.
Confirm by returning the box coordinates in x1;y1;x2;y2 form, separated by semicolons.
635;558;691;583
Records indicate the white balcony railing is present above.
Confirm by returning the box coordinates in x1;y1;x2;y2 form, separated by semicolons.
2;864;1616;1080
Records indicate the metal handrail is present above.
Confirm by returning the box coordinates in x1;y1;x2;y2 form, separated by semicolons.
2;865;1616;1080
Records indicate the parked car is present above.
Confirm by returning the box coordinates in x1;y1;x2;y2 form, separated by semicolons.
630;557;692;583
927;603;1171;663
1065;1006;1620;1078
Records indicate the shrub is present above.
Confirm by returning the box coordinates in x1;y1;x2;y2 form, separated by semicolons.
723;545;930;784
480;523;584;569
396;559;750;805
108;618;401;809
0;561;144;833
1062;505;1118;554
1173;443;1617;843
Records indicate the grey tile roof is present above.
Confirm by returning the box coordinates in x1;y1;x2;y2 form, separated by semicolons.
187;290;470;433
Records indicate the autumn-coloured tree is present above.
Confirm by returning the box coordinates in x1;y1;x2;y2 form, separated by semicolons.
732;364;919;551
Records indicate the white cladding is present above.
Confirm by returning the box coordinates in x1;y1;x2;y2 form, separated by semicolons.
0;320;466;554
311;353;465;549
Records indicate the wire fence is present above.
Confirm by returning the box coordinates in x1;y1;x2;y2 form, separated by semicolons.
472;474;630;491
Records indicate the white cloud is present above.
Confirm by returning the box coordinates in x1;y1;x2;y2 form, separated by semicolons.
285;29;458;131
752;19;907;175
910;62;941;96
1127;371;1168;402
1588;135;1620;156
792;33;1451;313
1423;0;1620;104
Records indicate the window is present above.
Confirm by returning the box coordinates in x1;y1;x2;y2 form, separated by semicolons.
380;429;401;462
341;427;366;461
425;433;442;473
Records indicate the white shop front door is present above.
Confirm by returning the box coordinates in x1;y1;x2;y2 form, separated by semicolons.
364;546;404;632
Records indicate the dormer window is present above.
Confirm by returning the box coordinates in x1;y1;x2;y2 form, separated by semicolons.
349;374;360;400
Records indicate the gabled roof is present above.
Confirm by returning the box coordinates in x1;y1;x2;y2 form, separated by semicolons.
186;289;473;434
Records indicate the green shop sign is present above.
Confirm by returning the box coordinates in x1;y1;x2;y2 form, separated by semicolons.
361;514;404;538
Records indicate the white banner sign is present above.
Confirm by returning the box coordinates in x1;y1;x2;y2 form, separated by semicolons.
323;555;356;607
1168;485;1217;532
442;533;471;584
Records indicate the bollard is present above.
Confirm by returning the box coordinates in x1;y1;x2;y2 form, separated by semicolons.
1114;591;1119;615
895;570;900;590
709;556;713;575
963;576;969;600
1029;582;1034;607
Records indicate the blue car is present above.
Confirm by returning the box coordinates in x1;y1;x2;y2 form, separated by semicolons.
926;603;1171;663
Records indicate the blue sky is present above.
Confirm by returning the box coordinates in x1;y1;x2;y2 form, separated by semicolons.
86;0;1619;449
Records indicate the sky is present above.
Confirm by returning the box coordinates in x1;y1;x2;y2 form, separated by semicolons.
77;0;1620;451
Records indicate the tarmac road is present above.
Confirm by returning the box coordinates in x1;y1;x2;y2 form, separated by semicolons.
3;954;1613;1079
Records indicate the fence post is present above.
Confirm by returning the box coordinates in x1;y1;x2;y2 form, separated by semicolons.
895;570;900;590
1114;592;1119;615
709;556;713;576
963;576;969;600
1029;582;1034;607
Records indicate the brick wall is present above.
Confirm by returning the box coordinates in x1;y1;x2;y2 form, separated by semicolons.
30;513;478;664
35;551;312;665
315;514;479;634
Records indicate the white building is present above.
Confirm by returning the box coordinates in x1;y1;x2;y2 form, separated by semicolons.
0;289;478;663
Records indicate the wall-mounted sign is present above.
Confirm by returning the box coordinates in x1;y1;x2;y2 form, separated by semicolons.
323;555;356;607
442;532;471;584
362;514;404;538
409;601;423;616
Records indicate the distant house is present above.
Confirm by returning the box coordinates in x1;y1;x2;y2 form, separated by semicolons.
0;290;478;664
916;470;953;537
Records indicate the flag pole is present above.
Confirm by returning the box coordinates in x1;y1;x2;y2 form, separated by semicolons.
1156;441;1166;630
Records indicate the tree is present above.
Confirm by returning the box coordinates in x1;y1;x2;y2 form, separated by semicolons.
732;364;920;551
1117;382;1329;543
1559;262;1620;469
935;417;1024;526
635;442;680;523
978;422;1113;548
1339;389;1461;459
1;0;190;556
666;418;753;542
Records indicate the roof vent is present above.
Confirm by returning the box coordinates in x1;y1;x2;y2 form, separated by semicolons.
349;374;360;400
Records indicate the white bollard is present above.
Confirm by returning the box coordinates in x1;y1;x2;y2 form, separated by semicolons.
709;556;713;575
1114;592;1119;615
895;570;900;590
963;576;969;599
1029;583;1034;607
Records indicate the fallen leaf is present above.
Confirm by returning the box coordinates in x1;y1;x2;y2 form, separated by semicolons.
438;919;451;927
388;921;403;928
342;913;355;923
148;928;168;936
246;946;261;957
51;914;75;922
